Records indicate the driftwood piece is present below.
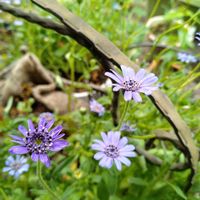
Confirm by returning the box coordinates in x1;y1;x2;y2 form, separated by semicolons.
0;1;198;190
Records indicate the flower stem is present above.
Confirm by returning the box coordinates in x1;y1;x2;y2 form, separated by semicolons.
131;134;155;140
37;161;60;200
116;101;129;130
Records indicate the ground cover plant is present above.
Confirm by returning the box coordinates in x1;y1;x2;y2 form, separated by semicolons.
0;0;200;200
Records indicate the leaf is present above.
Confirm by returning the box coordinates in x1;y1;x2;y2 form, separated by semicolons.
168;183;187;200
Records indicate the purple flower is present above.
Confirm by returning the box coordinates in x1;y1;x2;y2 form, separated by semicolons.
89;99;105;116
105;65;158;102
120;121;136;132
177;52;198;63
39;112;54;122
3;155;29;178
91;131;136;170
9;117;69;167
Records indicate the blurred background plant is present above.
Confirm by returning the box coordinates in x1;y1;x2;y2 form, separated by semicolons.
0;0;200;200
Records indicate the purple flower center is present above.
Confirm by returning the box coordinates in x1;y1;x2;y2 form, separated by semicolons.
11;162;21;170
123;80;140;91
24;128;53;154
105;145;119;158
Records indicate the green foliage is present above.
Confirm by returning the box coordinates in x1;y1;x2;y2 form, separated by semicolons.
0;0;199;200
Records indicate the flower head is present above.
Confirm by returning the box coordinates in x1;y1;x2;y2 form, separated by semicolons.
177;52;198;63
89;99;105;116
91;131;136;170
105;65;158;102
120;121;136;132
9;117;69;167
195;32;200;46
3;155;29;178
39;112;54;122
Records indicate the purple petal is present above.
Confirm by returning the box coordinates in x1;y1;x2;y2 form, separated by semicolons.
38;117;46;131
91;144;104;151
99;156;108;167
31;153;39;162
120;145;135;152
111;131;120;145
28;120;35;134
135;69;146;81
120;65;135;81
132;92;142;102
49;140;68;152
140;73;156;84
118;137;128;148
114;158;122;170
45;119;55;130
93;139;106;148
49;125;63;137
141;76;158;86
9;146;29;154
39;154;51;168
110;69;124;82
120;151;137;157
105;72;122;84
124;91;132;101
113;84;123;91
105;157;113;168
117;156;131;166
94;152;105;160
18;125;28;136
52;133;65;141
10;135;24;145
101;132;109;145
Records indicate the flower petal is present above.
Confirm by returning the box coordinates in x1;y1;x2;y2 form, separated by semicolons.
18;125;28;136
94;152;105;160
49;140;68;152
124;91;132;101
45;119;55;130
135;69;146;81
38;117;46;131
121;65;135;81
105;72;122;84
9;146;29;154
101;132;109;145
49;125;63;137
39;154;51;168
31;153;39;162
118;137;128;148
99;156;108;167
91;144;104;151
120;151;137;157
114;158;122;171
111;131;120;145
105;157;113;169
132;92;142;102
117;156;131;166
120;144;135;152
28;120;35;134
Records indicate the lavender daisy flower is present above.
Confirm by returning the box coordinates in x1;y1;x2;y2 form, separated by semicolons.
105;65;158;102
89;99;105;116
9;117;69;167
91;131;136;170
195;32;200;46
120;121;136;132
2;155;29;178
39;112;54;122
177;52;198;63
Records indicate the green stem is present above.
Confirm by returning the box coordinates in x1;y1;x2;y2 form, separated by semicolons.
131;134;156;140
37;161;61;200
116;101;129;130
